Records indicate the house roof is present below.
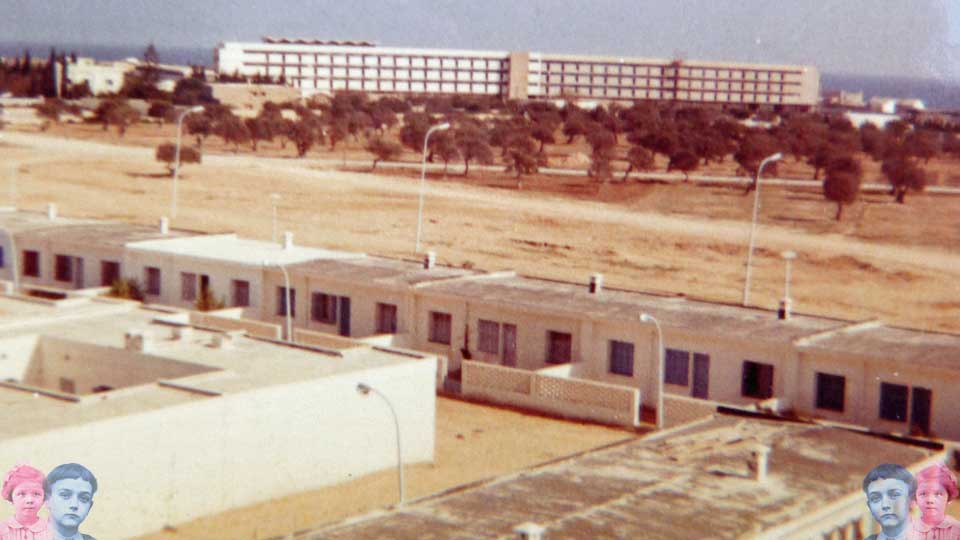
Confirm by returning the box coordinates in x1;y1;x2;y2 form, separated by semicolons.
15;222;197;248
286;256;480;288
418;273;844;343
799;324;960;371
315;414;936;540
126;234;362;266
0;208;95;233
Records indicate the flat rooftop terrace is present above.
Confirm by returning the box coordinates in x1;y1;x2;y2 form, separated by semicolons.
314;414;935;540
0;296;433;439
127;234;363;266
287;256;480;287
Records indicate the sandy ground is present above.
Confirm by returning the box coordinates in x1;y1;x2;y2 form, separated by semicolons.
1;126;959;332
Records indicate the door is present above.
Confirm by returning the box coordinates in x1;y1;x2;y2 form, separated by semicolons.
692;353;710;399
338;296;351;337
911;386;932;436
73;257;84;288
502;324;517;366
199;274;211;294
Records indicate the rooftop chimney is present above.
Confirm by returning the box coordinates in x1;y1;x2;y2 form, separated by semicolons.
170;325;193;341
124;329;153;353
159;216;169;235
589;273;603;294
211;330;243;349
46;203;57;220
752;444;771;482
779;251;796;321
424;251;436;270
778;298;792;321
513;523;546;540
283;231;294;250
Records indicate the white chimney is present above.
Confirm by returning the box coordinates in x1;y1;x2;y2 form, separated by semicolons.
779;251;796;321
514;523;546;540
424;251;436;270
170;325;193;341
283;231;294;250
778;298;792;321
589;273;603;294
46;203;57;220
159;216;169;235
124;329;153;353
752;444;771;482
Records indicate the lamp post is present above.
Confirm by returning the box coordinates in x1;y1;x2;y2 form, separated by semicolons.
741;152;783;306
270;193;281;243
171;105;205;219
639;313;664;430
263;260;292;341
414;122;451;253
356;382;405;505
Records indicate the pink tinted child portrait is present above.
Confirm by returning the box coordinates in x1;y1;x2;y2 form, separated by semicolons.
0;464;49;540
910;463;960;540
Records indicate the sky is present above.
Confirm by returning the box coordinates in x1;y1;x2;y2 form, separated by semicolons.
3;0;960;80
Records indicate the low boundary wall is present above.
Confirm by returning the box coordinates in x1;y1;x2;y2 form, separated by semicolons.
189;312;282;340
461;360;639;428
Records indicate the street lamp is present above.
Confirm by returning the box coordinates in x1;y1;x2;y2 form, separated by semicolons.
263;260;292;341
356;382;405;505
171;105;205;219
414;122;451;253
270;193;281;243
639;313;664;430
741;152;783;306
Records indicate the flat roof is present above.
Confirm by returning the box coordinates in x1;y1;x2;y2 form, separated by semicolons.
316;414;934;540
0;296;431;439
800;325;960;370
0;208;95;233
286;256;480;287
419;274;843;342
16;222;197;247
126;234;363;266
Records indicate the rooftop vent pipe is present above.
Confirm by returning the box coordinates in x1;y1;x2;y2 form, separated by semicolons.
778;251;796;321
424;251;436;270
159;216;169;235
283;231;294;250
47;203;57;220
589;273;603;294
124;329;152;353
752;444;771;482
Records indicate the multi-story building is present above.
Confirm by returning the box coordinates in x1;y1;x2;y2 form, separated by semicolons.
215;38;820;107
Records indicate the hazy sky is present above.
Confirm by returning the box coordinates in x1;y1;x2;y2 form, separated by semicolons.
4;0;960;80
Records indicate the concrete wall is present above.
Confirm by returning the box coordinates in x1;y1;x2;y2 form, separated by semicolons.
0;358;436;540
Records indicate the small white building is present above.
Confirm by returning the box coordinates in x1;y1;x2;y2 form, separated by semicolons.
65;57;136;96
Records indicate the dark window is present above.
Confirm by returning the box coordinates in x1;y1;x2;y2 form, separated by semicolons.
0;247;4;268
429;311;452;344
879;382;909;422
59;377;75;394
608;340;634;376
100;261;121;287
546;331;572;364
375;303;398;334
478;320;500;354
181;272;197;301
231;280;250;307
816;372;846;412
665;348;690;386
22;250;39;277
277;287;296;317
741;360;774;399
311;292;337;323
145;267;161;295
54;255;73;282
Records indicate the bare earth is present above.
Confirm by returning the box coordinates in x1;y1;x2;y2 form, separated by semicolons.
1;124;960;538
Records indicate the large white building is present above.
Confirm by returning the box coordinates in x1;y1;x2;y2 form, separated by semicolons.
215;38;820;107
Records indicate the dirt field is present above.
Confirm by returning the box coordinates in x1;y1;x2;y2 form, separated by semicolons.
136;397;632;540
2;125;959;332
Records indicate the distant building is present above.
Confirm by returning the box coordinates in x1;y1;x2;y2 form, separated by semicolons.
214;38;820;107
64;57;135;95
823;89;865;108
844;111;902;129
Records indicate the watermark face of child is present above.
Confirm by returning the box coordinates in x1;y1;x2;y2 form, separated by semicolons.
916;478;949;525
11;481;44;523
867;477;911;532
47;478;94;530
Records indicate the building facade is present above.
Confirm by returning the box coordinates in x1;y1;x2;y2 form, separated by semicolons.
215;38;820;107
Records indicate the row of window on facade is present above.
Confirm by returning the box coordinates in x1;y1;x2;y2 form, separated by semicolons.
539;62;798;81
16;250;121;288
296;78;505;94
540;85;790;103
540;75;791;93
243;50;506;70
253;66;507;82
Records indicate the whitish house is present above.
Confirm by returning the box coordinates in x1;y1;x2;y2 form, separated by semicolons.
413;272;845;405
123;232;361;326
267;255;479;343
0;294;438;540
